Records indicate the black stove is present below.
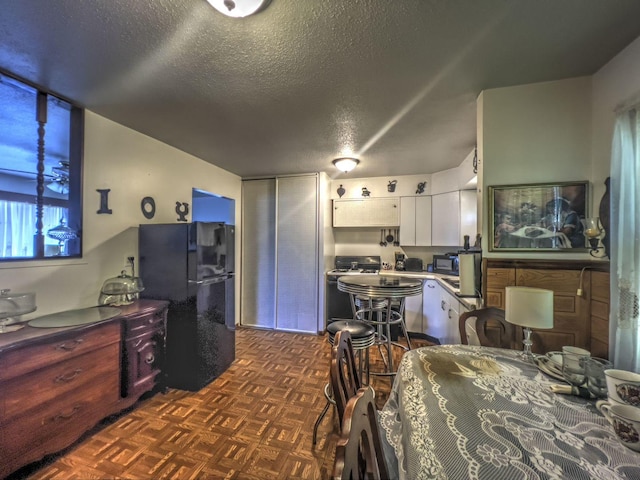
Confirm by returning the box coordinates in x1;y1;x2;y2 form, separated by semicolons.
326;255;381;277
326;256;381;327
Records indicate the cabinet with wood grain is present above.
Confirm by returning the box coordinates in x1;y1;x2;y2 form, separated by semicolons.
483;260;608;355
0;322;121;478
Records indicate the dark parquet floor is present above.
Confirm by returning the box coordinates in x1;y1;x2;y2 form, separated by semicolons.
16;327;433;480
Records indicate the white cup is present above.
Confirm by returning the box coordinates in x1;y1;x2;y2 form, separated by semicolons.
604;369;640;407
596;400;640;451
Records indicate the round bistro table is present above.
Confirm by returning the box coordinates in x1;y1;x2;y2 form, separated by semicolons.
338;275;423;375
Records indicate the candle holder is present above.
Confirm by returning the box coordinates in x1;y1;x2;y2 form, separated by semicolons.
582;218;604;257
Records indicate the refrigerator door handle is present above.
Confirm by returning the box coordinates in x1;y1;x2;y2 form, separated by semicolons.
188;276;231;285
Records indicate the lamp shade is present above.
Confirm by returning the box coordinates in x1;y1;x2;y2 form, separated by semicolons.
332;157;359;173
505;286;554;329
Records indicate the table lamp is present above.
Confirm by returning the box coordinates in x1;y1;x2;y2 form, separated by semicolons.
505;286;554;360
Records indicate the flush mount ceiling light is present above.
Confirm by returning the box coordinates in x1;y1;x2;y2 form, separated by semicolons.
332;157;360;173
206;0;270;18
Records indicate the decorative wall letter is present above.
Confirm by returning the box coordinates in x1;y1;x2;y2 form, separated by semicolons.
141;196;156;219
175;202;189;222
96;189;112;214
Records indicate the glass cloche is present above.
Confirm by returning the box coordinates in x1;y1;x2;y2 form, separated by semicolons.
98;271;144;306
0;289;37;333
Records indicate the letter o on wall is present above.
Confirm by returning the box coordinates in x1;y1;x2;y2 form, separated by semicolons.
141;197;156;219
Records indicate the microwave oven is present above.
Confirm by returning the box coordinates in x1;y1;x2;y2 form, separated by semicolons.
432;254;459;275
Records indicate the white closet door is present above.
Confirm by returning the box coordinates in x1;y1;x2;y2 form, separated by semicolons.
241;179;276;328
275;175;319;333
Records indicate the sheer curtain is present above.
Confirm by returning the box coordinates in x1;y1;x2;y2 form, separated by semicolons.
0;201;67;258
610;106;640;372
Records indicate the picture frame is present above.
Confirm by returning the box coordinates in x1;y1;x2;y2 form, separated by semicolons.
489;181;588;252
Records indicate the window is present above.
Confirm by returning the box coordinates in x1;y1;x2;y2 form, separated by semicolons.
0;71;83;260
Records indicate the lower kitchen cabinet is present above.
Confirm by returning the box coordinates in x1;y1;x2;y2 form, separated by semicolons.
403;284;424;333
422;279;467;344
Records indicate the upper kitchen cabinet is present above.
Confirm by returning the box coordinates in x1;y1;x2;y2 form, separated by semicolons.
399;196;432;246
333;198;399;227
431;190;477;247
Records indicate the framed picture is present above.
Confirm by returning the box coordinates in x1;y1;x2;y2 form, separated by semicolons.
489;181;588;252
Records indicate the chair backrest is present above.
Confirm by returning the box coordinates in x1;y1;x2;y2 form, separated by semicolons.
332;386;389;480
330;330;362;425
459;307;515;349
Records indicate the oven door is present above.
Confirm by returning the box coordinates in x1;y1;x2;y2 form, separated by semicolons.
325;275;354;327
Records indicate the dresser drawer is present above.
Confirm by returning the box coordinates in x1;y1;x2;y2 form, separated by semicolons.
3;342;120;419
0;364;120;477
0;322;120;382
124;309;166;337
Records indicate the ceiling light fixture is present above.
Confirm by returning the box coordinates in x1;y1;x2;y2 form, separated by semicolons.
206;0;270;18
332;157;360;173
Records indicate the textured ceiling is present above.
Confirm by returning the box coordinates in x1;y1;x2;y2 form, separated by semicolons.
2;0;640;180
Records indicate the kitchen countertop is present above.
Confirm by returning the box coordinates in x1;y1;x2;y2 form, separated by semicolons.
378;270;482;310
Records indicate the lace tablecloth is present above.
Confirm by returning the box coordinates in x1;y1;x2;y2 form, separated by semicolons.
379;345;640;480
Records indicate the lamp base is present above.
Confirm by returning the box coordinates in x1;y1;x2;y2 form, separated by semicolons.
519;327;536;363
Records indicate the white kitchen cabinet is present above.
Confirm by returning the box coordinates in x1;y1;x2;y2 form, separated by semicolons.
422;279;444;340
431;189;478;247
399;196;432;246
431;191;461;246
460;189;478;243
333;198;399;227
403;283;424;333
422;279;467;344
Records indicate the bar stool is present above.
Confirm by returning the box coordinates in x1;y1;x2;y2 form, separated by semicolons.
312;320;375;445
354;295;412;376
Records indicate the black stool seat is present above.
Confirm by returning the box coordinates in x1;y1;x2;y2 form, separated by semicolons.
327;320;376;348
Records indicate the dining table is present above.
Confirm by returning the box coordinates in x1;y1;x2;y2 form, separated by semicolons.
379;344;640;480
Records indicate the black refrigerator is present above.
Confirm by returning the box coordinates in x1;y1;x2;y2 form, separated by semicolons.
139;222;235;391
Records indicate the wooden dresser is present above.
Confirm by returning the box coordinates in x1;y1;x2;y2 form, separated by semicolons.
483;259;610;355
0;299;168;478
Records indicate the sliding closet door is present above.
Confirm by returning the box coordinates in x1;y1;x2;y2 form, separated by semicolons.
275;175;319;333
241;179;276;328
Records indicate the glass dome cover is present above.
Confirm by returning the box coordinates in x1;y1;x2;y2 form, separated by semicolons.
100;271;145;295
0;289;37;318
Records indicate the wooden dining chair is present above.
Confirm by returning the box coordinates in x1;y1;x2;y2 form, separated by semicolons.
332;385;389;480
330;330;363;425
459;307;516;349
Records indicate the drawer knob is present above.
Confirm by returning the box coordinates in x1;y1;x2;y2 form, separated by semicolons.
55;369;83;383
55;339;84;351
145;353;155;364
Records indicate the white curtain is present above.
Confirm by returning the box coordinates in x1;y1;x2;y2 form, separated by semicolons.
0;201;67;258
610;107;640;372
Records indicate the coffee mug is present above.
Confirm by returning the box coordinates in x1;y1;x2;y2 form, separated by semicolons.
597;400;640;451
604;369;640;407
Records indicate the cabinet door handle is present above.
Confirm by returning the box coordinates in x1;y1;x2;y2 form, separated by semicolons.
44;405;81;424
145;353;155;364
441;300;446;310
55;339;84;351
427;283;435;289
448;308;452;319
55;369;83;383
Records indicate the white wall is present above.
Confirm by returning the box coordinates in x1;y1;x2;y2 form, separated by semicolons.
0;111;242;321
478;76;593;259
591;35;640;203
